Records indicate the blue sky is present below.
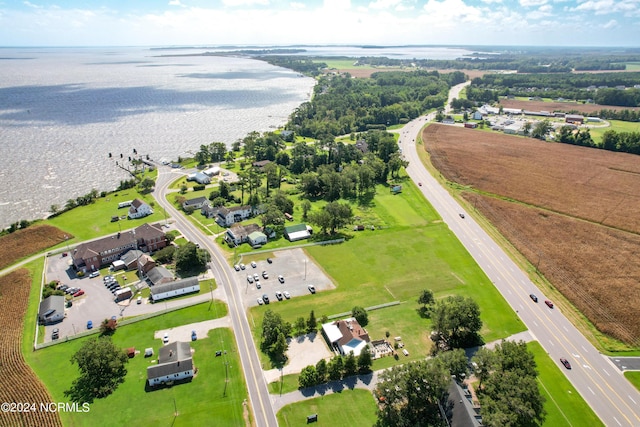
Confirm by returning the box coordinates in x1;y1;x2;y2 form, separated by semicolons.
0;0;638;47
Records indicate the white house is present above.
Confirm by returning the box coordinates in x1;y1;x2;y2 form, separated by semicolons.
147;341;194;386
248;231;268;247
322;317;370;356
149;277;200;302
128;199;153;219
38;295;65;325
216;205;253;227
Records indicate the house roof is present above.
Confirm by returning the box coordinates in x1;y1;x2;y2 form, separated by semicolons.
227;223;260;238
184;196;208;206
322;322;343;343
133;223;164;241
335;317;370;347
147;341;193;380
284;223;308;233
248;231;266;240
73;230;136;262
252;160;271;168
147;266;174;285
131;198;145;209
150;277;199;296
38;295;65;318
120;249;146;266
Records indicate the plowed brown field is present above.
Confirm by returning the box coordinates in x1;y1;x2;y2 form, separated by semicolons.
423;124;640;345
0;225;72;271
0;269;62;427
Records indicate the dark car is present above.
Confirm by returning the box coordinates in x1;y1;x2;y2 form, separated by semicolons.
560;358;571;369
267;258;273;264
545;300;554;308
191;330;197;341
87;320;93;329
459;213;465;218
262;294;270;304
529;294;538;303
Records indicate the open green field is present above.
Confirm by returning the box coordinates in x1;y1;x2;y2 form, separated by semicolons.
249;179;525;369
589;119;640;144
625;372;640;391
625;62;640;71
528;341;604;427
24;302;246;427
276;388;377;427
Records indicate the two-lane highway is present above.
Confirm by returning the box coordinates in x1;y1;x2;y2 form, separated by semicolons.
152;167;277;427
400;109;640;426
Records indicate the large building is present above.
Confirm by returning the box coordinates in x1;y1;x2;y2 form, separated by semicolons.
149;277;200;302
322;317;371;356
71;223;167;273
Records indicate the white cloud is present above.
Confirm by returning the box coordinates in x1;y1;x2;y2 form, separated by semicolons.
289;2;306;9
571;0;639;15
222;0;270;6
23;1;42;8
420;0;486;27
168;0;186;7
602;18;618;28
527;3;553;18
369;0;404;9
519;0;548;7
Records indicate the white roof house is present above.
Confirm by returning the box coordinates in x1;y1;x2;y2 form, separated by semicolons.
322;317;370;356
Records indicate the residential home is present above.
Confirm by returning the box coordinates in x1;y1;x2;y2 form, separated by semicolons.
150;277;200;302
216;205;253;227
147;341;194;387
38;295;65;325
248;231;268;247
146;266;174;286
322;317;371;356
201;204;221;219
471;111;483;120
183;196;209;211
225;223;261;246
128;199;153;219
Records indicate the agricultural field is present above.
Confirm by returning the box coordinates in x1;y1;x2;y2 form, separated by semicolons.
0;224;71;270
0;269;61;427
422;123;640;347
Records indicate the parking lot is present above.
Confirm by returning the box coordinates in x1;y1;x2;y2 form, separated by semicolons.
43;254;159;343
234;248;335;307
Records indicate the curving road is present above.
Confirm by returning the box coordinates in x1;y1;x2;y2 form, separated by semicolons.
152;167;277;427
400;87;640;427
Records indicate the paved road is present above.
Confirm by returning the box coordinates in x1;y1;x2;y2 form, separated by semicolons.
152;166;278;427
609;357;640;372
400;91;640;427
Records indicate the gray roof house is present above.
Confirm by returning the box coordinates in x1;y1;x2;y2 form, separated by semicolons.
38;295;65;325
147;266;175;286
183;196;209;211
147;341;194;387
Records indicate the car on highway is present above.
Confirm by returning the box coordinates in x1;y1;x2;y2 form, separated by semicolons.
262;271;268;279
529;294;538;303
283;291;291;299
89;271;100;278
418;182;422;186
278;275;285;283
308;285;316;294
247;275;254;283
459;213;465;218
560;358;571;369
275;291;283;301
257;297;264;305
545;300;554;308
262;294;270;304
251;261;257;268
87;320;93;329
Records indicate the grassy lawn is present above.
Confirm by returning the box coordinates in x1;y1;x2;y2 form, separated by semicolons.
589;119;640;144
248;179;524;369
277;388;378;427
528;341;604;427
45;189;167;245
24;302;246;427
625;371;640;391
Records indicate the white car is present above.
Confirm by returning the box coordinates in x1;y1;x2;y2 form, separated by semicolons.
262;271;268;279
283;291;291;299
275;291;283;301
257;297;264;305
278;275;285;283
253;273;259;281
240;263;246;270
247;275;254;283
308;285;316;294
163;333;169;343
251;261;257;268
234;264;240;271
89;271;100;278
255;280;261;289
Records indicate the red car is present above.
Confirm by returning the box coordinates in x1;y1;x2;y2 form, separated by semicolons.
73;290;85;297
545;300;554;308
560;358;571;369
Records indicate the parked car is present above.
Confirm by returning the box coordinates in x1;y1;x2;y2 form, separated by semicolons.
247;275;254;284
255;280;261;289
275;291;283;301
87;320;93;329
57;284;69;292
262;294;270;304
257;297;264;305
267;258;273;264
110;286;121;293
253;273;259;281
262;271;268;279
234;264;240;271
251;261;257;268
560;358;571;369
545;300;554;308
529;294;538;303
283;291;291;299
89;271;100;278
73;289;85;297
137;296;142;304
103;275;114;282
163;333;169;343
52;328;59;340
278;275;285;283
239;263;246;270
308;285;316;294
191;330;197;341
66;287;79;295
